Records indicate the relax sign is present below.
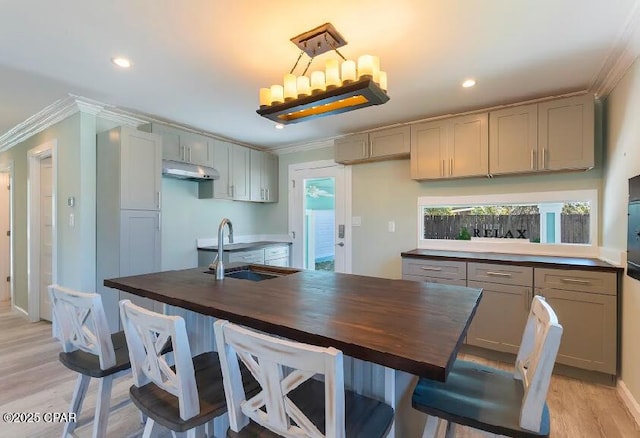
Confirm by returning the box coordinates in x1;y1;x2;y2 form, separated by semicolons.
474;229;528;239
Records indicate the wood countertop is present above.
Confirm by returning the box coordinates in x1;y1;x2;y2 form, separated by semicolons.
401;249;623;272
105;267;482;382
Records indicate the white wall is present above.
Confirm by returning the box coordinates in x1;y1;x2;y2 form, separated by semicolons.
603;57;640;403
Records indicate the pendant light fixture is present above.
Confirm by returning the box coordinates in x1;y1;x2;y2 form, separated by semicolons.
257;23;389;124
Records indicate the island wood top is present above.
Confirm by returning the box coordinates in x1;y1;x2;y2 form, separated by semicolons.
105;268;482;382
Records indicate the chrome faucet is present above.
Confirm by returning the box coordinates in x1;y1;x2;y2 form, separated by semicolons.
211;218;234;280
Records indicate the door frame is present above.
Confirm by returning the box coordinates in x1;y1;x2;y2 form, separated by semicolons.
27;140;58;322
0;161;14;309
288;159;352;273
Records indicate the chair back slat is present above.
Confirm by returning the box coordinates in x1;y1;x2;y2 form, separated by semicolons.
48;285;115;370
214;319;345;438
119;299;199;421
514;296;563;432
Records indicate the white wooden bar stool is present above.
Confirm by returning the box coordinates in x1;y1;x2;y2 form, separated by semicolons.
412;296;563;438
214;319;395;438
119;300;259;438
49;284;132;438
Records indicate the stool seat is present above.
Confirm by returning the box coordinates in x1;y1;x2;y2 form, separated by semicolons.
412;360;550;438
130;351;259;433
59;331;131;378
227;378;394;438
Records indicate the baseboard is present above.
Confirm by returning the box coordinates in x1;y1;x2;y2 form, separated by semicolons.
617;380;640;427
12;304;29;318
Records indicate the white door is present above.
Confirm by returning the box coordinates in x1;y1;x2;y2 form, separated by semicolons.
289;161;351;273
39;157;53;321
0;171;10;302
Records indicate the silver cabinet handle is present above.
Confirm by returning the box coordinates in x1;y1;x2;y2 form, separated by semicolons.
441;160;445;177
486;271;512;277
542;148;547;169
157;191;161;209
230;185;235;197
449;158;453;176
421;266;442;271
157;212;161;231
561;278;591;285
530;149;535;170
188;147;192;163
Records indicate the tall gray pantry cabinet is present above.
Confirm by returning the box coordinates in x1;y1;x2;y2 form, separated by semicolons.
96;126;162;331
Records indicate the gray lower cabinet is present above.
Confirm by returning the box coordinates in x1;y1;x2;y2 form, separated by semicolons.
535;268;617;374
466;263;533;354
401;258;466;286
198;244;290;268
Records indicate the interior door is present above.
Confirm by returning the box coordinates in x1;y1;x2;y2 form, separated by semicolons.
0;171;10;302
290;162;349;273
39;157;53;321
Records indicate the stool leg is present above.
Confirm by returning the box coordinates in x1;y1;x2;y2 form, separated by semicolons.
63;373;90;437
422;415;444;438
92;374;113;438
444;422;456;438
142;418;160;438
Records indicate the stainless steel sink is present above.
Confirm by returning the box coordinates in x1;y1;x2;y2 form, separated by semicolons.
204;264;300;281
225;270;278;281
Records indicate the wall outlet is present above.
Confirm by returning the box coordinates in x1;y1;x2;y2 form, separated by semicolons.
388;221;395;232
352;216;362;227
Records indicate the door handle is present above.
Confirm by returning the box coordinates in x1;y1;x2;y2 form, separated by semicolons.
336;242;345;247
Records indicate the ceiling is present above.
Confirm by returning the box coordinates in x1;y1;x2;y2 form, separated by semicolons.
1;1;639;151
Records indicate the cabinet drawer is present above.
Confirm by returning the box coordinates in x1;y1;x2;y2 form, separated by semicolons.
265;256;289;267
534;268;616;295
468;262;532;286
402;258;466;280
265;245;289;260
228;249;265;264
403;275;466;287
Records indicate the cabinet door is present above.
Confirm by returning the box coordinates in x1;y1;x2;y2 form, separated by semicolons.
262;153;278;203
449;113;488;178
538;94;594;171
120;128;161;211
410;120;448;179
231;145;251;201
489;104;538;175
182;132;213;167
152;125;182;162
250;149;264;201
211;139;232;199
369;126;410;159
466;280;530;354
538;288;616;374
334;133;369;163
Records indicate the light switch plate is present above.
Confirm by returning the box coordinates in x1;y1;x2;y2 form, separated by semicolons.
352;216;362;227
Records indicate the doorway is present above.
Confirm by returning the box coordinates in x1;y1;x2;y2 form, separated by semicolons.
27;140;57;322
0;168;11;303
289;160;351;273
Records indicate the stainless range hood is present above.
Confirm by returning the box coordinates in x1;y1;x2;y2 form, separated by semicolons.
162;160;220;181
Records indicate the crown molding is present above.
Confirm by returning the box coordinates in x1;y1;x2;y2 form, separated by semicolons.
590;1;640;98
271;138;336;155
0;94;149;153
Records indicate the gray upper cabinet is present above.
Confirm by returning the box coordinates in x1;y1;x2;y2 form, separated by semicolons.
335;126;410;164
538;94;594;171
411;113;488;180
210;139;233;199
141;123;214;167
231;145;251;201
488;94;594;176
489;104;538;175
250;150;279;203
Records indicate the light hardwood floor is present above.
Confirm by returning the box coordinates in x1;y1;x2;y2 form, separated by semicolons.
1;300;639;437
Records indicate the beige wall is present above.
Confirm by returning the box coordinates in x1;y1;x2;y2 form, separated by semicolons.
603;57;640;402
269;140;603;279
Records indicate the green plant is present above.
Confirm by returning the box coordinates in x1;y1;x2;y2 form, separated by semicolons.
457;227;471;240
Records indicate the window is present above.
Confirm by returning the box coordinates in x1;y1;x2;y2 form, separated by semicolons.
417;190;598;256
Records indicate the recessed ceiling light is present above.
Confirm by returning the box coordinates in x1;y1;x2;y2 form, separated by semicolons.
274;123;284;130
462;79;476;88
111;57;132;69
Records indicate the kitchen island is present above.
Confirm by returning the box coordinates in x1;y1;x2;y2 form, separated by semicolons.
105;265;482;437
